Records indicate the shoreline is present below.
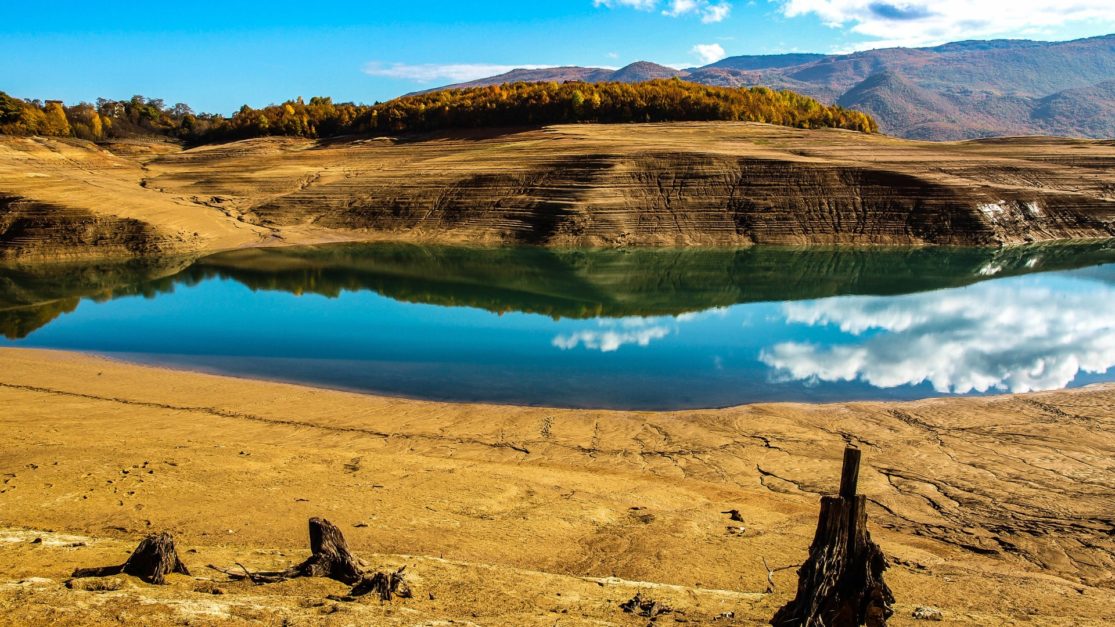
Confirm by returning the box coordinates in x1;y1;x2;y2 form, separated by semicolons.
5;233;1115;269
25;346;1115;413
1;346;1112;624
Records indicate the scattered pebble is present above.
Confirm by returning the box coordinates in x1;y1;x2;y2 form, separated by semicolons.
193;581;225;595
912;606;944;621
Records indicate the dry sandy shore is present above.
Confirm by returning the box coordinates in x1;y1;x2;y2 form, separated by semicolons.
0;347;1113;625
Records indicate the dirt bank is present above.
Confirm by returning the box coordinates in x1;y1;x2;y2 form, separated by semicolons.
2;124;1114;260
0;348;1112;624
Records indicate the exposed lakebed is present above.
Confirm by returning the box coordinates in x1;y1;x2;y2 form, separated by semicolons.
3;242;1115;409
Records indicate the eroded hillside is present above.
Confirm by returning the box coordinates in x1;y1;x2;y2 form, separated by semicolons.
2;123;1114;260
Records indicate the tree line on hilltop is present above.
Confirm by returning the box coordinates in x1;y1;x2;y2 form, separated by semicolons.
0;79;877;145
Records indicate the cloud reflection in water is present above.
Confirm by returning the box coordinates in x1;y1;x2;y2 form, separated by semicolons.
552;309;725;353
552;324;671;352
760;279;1115;394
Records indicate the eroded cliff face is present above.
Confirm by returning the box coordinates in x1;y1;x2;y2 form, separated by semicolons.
241;151;1115;247
2;124;1114;260
0;136;269;261
0;194;172;260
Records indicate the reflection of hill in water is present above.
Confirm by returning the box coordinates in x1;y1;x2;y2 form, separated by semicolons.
3;241;1115;339
0;256;195;339
183;242;1115;315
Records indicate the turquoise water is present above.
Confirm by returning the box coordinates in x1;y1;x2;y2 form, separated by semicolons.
3;242;1114;409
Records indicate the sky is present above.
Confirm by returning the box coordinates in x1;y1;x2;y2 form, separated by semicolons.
2;1;1114;114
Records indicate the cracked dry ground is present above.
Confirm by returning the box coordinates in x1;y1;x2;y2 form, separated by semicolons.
0;347;1113;625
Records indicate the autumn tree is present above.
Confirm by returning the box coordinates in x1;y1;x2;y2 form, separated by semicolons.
42;101;71;136
0;80;878;144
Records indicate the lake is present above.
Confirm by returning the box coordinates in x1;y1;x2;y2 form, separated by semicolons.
3;242;1115;409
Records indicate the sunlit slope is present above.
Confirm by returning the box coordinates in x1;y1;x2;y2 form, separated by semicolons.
0;136;270;260
3;123;1115;260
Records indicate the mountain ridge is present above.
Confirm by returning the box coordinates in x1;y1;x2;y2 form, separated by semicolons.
428;35;1115;140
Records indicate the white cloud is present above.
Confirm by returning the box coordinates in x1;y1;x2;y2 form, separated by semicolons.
596;0;733;23
594;0;658;9
759;279;1115;394
664;0;701;16
777;0;1115;49
362;62;555;83
691;42;727;63
701;2;733;22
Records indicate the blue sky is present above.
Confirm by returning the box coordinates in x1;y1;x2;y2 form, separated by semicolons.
2;1;1113;114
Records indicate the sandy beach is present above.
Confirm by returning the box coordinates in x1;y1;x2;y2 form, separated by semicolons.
0;347;1111;624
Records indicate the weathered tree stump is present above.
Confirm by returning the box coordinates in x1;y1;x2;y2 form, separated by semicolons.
290;516;364;583
772;447;894;627
71;532;190;585
211;517;363;585
210;517;415;602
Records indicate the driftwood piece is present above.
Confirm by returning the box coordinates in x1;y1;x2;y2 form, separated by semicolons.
331;566;413;602
763;557;777;594
71;532;189;585
620;591;673;619
772;447;894;626
350;566;412;600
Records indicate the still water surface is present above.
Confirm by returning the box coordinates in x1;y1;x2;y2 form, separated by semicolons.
3;243;1114;409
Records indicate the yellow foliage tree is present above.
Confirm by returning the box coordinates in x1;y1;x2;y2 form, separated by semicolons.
42;101;71;136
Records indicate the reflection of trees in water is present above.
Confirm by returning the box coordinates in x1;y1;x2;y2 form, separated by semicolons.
0;256;195;339
3;241;1114;339
0;298;80;340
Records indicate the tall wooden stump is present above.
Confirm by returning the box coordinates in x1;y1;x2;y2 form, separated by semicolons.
291;516;364;584
72;532;190;585
772;447;894;627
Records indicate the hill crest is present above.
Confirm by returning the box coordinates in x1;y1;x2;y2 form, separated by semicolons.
427;35;1115;140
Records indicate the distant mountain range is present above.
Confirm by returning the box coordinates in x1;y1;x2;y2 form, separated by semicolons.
428;35;1115;140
